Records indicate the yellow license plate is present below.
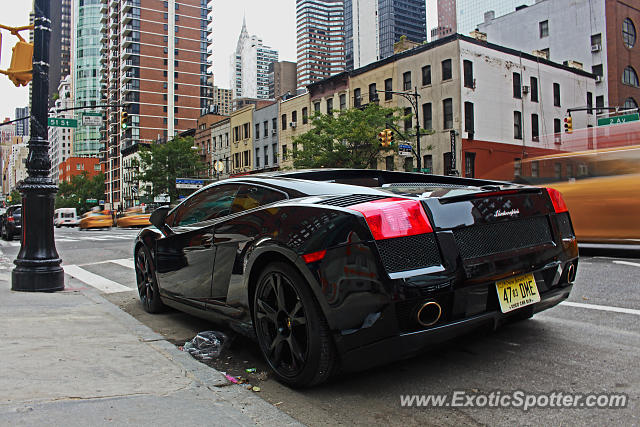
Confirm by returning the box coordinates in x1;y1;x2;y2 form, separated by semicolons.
495;273;541;313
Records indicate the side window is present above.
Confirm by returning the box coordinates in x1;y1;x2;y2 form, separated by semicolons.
230;185;287;214
173;185;240;226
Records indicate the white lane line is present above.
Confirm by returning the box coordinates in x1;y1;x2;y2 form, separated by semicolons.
613;260;640;268
561;301;640;316
110;258;135;269
56;238;79;242
64;264;134;294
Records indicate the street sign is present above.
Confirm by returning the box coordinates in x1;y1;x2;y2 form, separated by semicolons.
86;198;97;204
176;178;205;189
154;194;170;203
82;112;102;127
48;117;78;128
99;200;105;205
597;113;640;127
398;143;412;157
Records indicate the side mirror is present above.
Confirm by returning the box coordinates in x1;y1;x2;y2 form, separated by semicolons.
150;206;171;231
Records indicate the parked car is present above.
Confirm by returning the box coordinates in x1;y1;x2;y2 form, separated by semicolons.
78;211;112;230
134;169;578;387
1;205;22;240
54;208;79;227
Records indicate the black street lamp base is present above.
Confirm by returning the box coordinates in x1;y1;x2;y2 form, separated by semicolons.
11;266;64;292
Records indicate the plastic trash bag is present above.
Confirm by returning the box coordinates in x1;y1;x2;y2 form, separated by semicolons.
183;331;227;361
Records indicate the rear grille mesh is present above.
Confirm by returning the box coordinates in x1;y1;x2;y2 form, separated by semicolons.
453;216;552;260
376;233;441;273
317;194;388;207
556;212;574;239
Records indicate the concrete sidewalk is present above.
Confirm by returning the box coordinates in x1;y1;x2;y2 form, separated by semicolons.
0;271;302;426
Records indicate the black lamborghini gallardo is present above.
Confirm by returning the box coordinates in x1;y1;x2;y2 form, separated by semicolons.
134;169;578;387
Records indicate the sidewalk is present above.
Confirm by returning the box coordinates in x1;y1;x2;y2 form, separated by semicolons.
0;270;302;426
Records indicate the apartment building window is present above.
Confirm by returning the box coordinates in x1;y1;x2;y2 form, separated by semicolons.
553;83;561;106
423;155;433;173
463;60;473;88
539;20;549;38
592;64;603;77
255;148;260;168
404;157;414;172
623;66;639;87
464;152;476;178
282;145;288;160
354;88;361;107
623;18;636;48
272;143;277;164
255;123;260;139
531;113;539;140
513;72;521;98
587;92;593;114
554;118;562;143
464;102;474;134
530;76;538;102
404;107;412;131
264;149;268;167
243;123;250;139
339;94;346;110
384;78;393;101
263;120;268;136
292;110;297;124
302;107;308;124
422;65;431;86
442;59;452;81
326;98;333;113
385;155;395;171
514;111;522;139
281;114;286;130
422;102;432;130
403;71;411;90
369;83;377;102
443;98;453;129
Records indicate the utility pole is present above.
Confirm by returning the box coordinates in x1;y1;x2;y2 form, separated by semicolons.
12;0;64;292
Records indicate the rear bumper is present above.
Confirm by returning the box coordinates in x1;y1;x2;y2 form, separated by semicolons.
339;284;572;372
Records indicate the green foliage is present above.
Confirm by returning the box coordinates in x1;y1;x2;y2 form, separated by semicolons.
291;104;405;169
7;189;21;205
137;136;207;202
55;172;105;214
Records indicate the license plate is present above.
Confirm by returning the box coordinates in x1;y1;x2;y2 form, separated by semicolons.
495;273;541;313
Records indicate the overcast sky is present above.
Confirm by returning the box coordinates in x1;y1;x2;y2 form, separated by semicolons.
0;1;436;121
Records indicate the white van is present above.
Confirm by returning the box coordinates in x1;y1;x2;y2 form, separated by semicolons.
54;208;79;227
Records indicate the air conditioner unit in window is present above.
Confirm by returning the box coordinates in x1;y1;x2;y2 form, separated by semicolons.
591;43;601;52
595;75;602;83
522;85;530;94
271;129;277;135
290;121;297;128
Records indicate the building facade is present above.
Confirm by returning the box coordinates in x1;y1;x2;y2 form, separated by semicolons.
252;102;279;171
49;75;74;183
229;106;254;174
49;0;72;107
278;92;312;169
268;61;298;99
58;156;104;183
212;86;233;115
229;18;279;99
194;113;228;176
296;0;346;88
211;118;231;179
14;107;29;138
100;0;213;210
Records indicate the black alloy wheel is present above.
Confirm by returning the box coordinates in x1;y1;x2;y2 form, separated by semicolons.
253;262;336;387
135;245;164;313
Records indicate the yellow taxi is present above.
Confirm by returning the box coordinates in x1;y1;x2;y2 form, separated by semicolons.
116;208;151;228
78;211;113;230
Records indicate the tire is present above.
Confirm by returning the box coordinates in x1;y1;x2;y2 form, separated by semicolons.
253;261;336;388
135;245;164;313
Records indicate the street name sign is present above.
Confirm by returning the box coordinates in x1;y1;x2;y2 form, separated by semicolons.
176;178;205;189
48;118;78;128
597;113;640;127
82;112;102;126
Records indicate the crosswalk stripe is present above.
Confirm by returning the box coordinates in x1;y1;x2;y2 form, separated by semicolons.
110;258;135;269
64;264;134;294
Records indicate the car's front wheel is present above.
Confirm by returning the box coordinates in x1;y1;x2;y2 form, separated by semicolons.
253;262;336;388
135;245;164;313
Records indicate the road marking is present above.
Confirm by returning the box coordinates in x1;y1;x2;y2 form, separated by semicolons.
612;260;640;268
0;241;20;247
110;258;135;269
561;301;640;316
64;264;133;294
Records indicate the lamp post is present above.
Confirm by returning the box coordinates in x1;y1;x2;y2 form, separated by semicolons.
12;0;64;292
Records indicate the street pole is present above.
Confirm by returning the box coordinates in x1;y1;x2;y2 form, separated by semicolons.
413;87;422;171
12;0;64;292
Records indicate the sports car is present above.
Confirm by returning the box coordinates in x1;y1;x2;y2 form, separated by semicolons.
134;169;578;387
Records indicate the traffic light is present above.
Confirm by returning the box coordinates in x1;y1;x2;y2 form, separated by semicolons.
386;129;394;146
378;130;388;147
2;40;34;87
121;109;129;129
564;115;572;133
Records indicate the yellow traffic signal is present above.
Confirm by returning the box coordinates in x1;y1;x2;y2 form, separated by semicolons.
378;130;387;147
0;25;34;87
564;115;572;133
386;129;394;146
121;110;129;129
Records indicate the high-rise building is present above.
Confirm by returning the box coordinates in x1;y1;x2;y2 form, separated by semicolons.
212;86;233;115
268;61;297;99
229;18;279;99
432;0;534;40
73;0;103;156
49;75;74;183
296;0;346;88
49;0;72;107
14;107;29;138
100;0;213;209
345;0;427;70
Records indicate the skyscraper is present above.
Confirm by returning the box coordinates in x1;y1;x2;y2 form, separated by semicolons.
100;0;213;209
345;0;427;70
49;0;72;107
229;18;279;99
14;107;29;138
296;0;346;88
73;0;102;156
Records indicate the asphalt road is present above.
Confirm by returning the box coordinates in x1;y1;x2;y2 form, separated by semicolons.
2;227;638;426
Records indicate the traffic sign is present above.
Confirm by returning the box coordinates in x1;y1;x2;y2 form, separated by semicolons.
86;198;97;204
597;113;640;127
398;143;412;156
48;117;78;128
176;178;205;189
82;112;102;126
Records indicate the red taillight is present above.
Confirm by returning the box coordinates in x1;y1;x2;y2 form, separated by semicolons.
349;197;433;240
546;188;568;213
302;250;327;264
7;216;14;222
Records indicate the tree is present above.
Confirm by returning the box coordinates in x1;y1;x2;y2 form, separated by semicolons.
291;103;405;169
7;189;22;205
55;172;105;213
137;136;207;202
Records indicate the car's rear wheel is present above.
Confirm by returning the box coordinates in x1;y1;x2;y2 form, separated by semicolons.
253;262;336;388
135;245;164;313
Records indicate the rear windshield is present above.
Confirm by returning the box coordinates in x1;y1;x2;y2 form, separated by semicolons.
63;213;74;218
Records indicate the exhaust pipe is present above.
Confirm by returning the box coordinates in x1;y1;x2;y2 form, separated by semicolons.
416;301;442;327
567;264;575;282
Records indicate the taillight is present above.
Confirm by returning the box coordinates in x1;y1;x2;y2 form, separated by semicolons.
348;197;433;240
7;216;14;222
546;188;568;213
302;249;326;264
